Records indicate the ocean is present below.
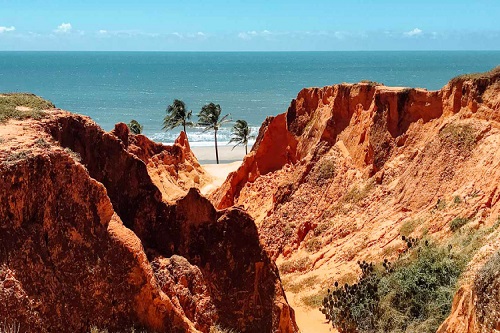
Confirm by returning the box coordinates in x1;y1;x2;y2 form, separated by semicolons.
1;51;499;146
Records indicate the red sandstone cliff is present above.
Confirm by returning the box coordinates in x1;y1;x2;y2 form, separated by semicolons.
0;109;297;332
211;67;500;332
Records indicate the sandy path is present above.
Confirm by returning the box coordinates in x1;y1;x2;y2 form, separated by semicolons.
200;161;241;195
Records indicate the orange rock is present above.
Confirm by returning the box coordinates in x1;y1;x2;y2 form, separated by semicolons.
0;111;298;333
212;67;500;331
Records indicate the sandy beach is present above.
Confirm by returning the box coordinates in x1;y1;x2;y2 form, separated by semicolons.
200;160;242;195
191;144;248;164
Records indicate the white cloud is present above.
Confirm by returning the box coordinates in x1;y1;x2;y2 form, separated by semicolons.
172;32;183;39
0;26;15;33
55;23;72;33
238;30;273;40
405;28;423;37
98;29;107;34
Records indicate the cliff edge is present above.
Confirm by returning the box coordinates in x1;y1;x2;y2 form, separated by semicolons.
0;101;298;333
211;67;500;332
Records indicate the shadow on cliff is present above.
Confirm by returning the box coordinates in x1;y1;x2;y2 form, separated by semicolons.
45;117;297;333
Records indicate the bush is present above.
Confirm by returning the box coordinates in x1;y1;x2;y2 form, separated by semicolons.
279;256;311;274
343;181;375;205
305;237;322;253
450;217;469;232
0;93;54;123
311;157;336;184
474;250;500;330
439;124;476;151
127;119;143;135
320;243;466;333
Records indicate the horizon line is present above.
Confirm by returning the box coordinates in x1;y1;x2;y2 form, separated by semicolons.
1;49;500;52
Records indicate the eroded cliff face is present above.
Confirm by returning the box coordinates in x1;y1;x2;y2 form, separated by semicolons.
211;67;500;332
0;111;297;332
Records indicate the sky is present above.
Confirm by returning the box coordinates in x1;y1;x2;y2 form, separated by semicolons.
0;0;499;51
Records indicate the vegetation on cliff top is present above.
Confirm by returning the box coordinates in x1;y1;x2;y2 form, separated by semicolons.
0;93;54;123
450;65;500;83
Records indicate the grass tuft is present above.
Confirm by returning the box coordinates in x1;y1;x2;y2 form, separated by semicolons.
279;257;311;274
449;217;469;232
439;124;477;151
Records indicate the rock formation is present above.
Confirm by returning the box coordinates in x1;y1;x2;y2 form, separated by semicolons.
0;109;297;332
211;67;500;331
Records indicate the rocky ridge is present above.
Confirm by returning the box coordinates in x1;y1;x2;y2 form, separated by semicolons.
0;110;297;333
212;67;500;332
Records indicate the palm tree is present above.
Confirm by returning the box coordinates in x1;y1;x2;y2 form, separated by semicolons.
229;119;254;155
127;119;143;135
163;99;193;137
198;102;230;164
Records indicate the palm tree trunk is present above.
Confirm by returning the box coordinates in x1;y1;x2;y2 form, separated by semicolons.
215;130;219;164
183;121;186;136
245;143;248;155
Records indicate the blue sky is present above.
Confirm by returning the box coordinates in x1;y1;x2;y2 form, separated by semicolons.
1;0;499;51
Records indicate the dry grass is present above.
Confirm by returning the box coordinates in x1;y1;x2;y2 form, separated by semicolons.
279;256;311;274
311;157;336;184
305;237;322;253
0;93;54;123
439;123;477;151
399;218;421;237
450;66;500;82
209;324;240;333
301;290;325;308
343;180;375;205
283;275;319;294
449;217;470;232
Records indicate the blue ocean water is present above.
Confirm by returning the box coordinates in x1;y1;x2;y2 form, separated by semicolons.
0;51;499;145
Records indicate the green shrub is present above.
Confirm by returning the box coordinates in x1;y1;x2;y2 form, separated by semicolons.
319;243;466;333
0;93;54;123
127;119;143;135
449;217;469;232
311;157;336;184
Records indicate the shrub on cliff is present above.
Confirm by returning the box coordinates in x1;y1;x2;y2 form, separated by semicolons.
127;119;143;134
0;93;54;123
320;242;466;333
449;217;470;232
439;123;477;151
474;249;500;330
